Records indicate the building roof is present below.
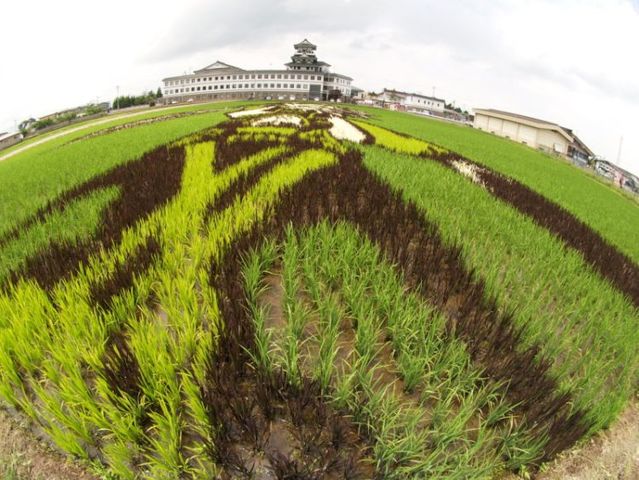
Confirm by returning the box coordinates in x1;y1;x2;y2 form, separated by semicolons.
194;61;245;73
294;39;316;49
381;88;445;103
328;72;353;81
474;108;594;156
595;159;639;182
285;60;331;67
474;108;561;127
162;41;353;84
0;131;22;142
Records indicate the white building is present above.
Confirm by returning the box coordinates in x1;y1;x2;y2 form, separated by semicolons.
372;89;446;114
161;39;353;104
473;109;593;162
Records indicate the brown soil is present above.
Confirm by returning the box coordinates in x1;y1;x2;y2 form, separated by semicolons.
536;400;639;480
0;408;98;480
258;264;428;430
502;400;639;480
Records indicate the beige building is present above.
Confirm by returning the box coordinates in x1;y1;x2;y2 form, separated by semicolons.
473;109;593;162
161;39;353;103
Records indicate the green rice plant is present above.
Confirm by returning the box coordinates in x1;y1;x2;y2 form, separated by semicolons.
241;242;278;374
363;144;639;434
143;389;187;479
351;105;639;264
2;101;634;478
0;186;119;283
0;111;228;237
352;119;447;155
244;220;541;477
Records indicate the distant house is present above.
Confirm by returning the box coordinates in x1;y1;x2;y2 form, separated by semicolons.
0;131;23;150
473;108;593;163
594;159;639;194
372;89;446;114
350;86;366;101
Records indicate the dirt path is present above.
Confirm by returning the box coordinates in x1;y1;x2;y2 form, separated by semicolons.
0;408;98;480
536;400;639;479
502;400;639;479
0;105;185;163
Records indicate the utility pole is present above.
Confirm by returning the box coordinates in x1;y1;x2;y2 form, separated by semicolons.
116;85;120;110
616;135;623;165
432;86;436;98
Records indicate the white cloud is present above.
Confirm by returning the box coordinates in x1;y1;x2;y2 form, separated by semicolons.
1;0;638;174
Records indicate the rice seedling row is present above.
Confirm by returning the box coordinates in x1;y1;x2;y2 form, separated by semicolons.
350;105;639;265
361;144;638;436
0;103;636;478
353;120;639;308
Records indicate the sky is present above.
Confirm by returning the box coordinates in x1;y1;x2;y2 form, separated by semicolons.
1;0;638;175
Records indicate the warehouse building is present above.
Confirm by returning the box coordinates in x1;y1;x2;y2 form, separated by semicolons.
473;108;593;162
161;39;353;103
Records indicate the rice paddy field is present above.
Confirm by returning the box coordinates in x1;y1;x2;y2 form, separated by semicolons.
0;100;637;479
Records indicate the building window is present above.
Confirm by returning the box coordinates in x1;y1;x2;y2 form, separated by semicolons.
277;83;281;88
208;86;212;90
284;74;289;79
257;74;262;79
270;83;275;88
214;85;218;90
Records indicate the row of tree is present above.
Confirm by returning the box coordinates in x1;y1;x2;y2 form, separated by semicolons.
113;88;163;109
445;102;469;116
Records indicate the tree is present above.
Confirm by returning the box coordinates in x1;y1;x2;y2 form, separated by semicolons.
328;89;342;101
156;87;163;98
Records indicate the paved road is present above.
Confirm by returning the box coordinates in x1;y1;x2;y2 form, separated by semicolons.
0;105;185;163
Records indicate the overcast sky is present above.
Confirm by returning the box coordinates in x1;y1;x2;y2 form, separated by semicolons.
1;0;638;174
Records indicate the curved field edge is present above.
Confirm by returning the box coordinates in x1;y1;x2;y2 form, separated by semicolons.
0;106;635;478
0;100;268;160
350;105;639;265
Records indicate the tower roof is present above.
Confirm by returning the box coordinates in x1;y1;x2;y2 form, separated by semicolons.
294;39;316;49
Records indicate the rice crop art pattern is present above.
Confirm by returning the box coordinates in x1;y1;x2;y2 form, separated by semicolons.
0;103;637;480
